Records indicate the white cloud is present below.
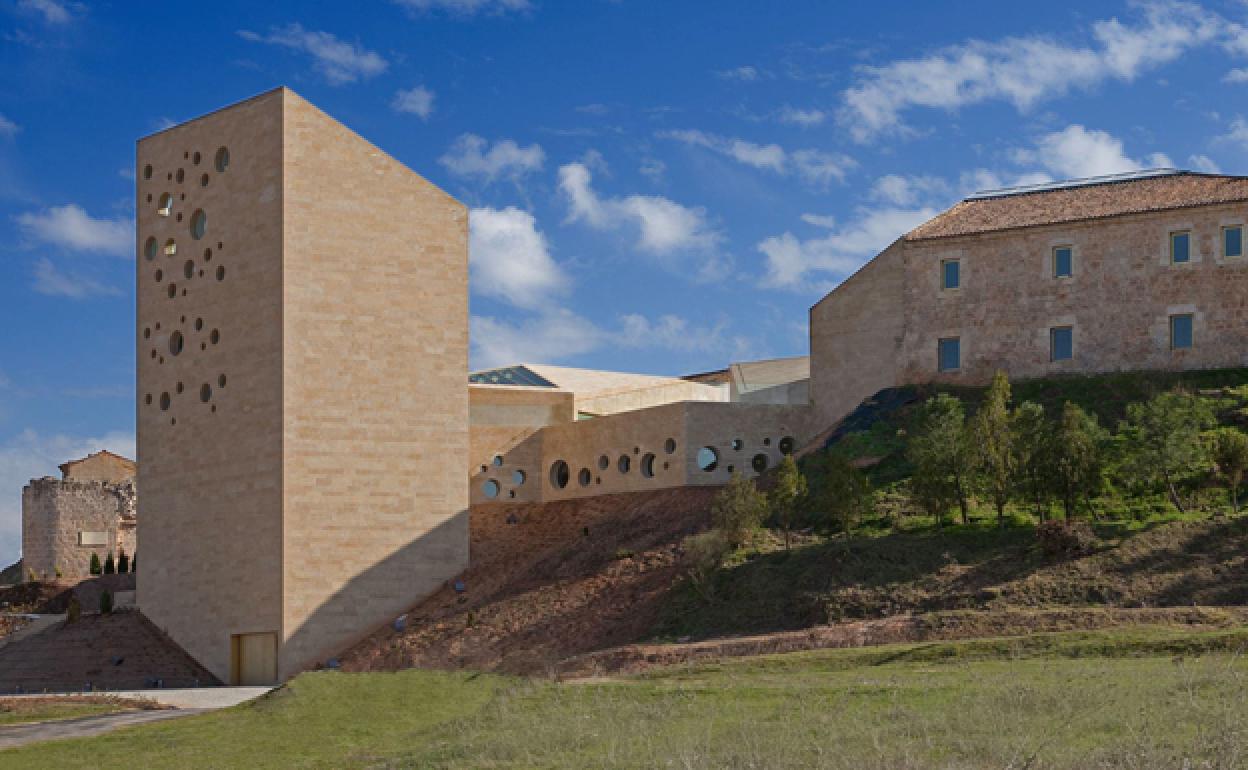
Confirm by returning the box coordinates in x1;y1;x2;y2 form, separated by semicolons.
1219;116;1248;147
1188;154;1221;173
841;1;1226;141
238;24;388;85
0;428;135;567
869;174;952;207
440;134;544;181
392;86;435;119
469;207;567;310
717;65;761;81
558;161;720;255
32;258;120;299
1224;68;1248;84
639;157;666;182
0;114;18;138
1016;124;1171;178
16;204;132;257
17;0;76;24
661;129;855;186
758;206;937;290
777;106;827;127
394;0;530;15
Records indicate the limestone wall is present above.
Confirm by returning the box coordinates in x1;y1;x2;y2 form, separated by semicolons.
22;479;135;579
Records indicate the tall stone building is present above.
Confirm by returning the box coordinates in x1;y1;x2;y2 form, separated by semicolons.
811;170;1248;427
136;88;468;684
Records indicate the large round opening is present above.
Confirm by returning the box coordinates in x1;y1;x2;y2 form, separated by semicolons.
697;446;719;472
641;453;657;478
752;453;769;473
549;460;570;490
597;454;609;471
618;455;631;473
578;468;592;487
482;479;500;499
779;436;796;455
664;438;677;454
190;209;207;240
144;237;158;261
157;193;173;217
169;331;184;356
214;147;230;172
731;438;744;451
199;383;212;402
512;469;526;486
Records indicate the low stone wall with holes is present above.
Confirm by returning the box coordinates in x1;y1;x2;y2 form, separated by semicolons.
472;401;813;505
21;478;136;580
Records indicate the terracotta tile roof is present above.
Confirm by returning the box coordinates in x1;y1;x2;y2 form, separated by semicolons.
905;171;1248;241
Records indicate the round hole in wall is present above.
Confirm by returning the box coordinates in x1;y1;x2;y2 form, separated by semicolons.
169;331;183;356
726;464;735;474
763;438;772;447
697;447;719;472
216;266;225;281
158;355;164;364
176;168;185;184
183;260;195;279
217;241;223;250
154;269;163;282
159;392;170;410
176;212;183;222
211;405;217;413
508;490;515;499
171;418;176;426
199;270;204;278
167;283;177;298
143;327;150;339
150;349;156;359
190;209;207;240
164;238;176;256
175;381;184;394
218;373;227;388
779;436;796;455
618;455;631;473
210;329;220;344
596;476;602;484
143;237;158;261
200;383;212;402
183;151;189;160
192;151;202;165
641;453;657;478
143;164;153;180
633;446;640;455
549;460;570;490
578;468;592;487
200;173;209;187
144;393;152;405
597;455;609;471
158;193;173;217
195;318;203;331
512;469;526;485
214;147;230;172
166;172;172;181
180;315;186;323
492;455;504;467
181;289;187;296
203;248;212;261
201;343;206;351
482;479;500;499
731;438;744;451
752;453;769;473
179;193;185;201
155;322;160;330
664;438;676;454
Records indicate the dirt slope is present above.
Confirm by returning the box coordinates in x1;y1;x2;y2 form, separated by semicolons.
339;487;718;675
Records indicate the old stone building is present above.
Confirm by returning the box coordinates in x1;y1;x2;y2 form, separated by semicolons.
811;170;1248;427
21;451;136;580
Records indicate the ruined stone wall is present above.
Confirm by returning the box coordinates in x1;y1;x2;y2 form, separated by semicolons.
61;453;136;484
21;479;135;579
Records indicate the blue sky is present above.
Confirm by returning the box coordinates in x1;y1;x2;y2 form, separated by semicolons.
3;0;1248;562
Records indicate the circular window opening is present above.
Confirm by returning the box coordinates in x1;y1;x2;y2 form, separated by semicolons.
218;374;227;388
752;453;769;473
200;383;212;402
210;329;220;344
664;438;677;454
779;436;796;455
492;455;504;467
214;147;230;172
194;318;203;331
143;327;151;339
618;455;631;473
731;438;744;451
512;469;526;486
763;438;772;447
164;239;177;256
203;248;212;261
578;468;592;487
549;460;570;490
597;454;609;471
159;392;170;410
641;453;657;478
183;260;195;279
176;381;184;394
143;237;158;261
158;193;173;217
190;209;207;240
200;173;210;187
154;269;163;282
192;151;202;165
143;164;153;180
167;283;177;298
169;331;184;356
482;479;500;499
216;266;226;281
697;447;719;472
176;168;185;184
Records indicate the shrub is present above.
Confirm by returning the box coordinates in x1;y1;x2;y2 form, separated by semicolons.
117;549;130;574
1036;520;1096;560
804;452;872;533
66;596;81;624
712;473;768;547
54;565;63;579
89;552;102;576
99;590;114;615
26;567;36;584
103;552;115;575
683;531;730;601
1207;427;1248;513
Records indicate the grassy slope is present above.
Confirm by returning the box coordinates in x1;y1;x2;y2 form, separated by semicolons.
10;628;1248;768
0;698;145;727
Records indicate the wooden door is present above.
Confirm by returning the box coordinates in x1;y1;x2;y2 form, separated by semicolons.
231;632;278;685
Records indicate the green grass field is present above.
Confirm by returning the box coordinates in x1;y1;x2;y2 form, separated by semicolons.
0;697;142;727
7;626;1248;768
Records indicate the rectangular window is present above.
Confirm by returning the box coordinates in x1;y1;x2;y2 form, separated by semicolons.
1171;231;1191;264
1053;246;1073;278
1170;313;1194;350
1050;326;1073;361
1225;226;1243;258
941;259;960;290
938;337;961;372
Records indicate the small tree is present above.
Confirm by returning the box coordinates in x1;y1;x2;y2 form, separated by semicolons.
26;567;36;583
89;552;102;576
1120;391;1214;512
711;472;769;547
770;455;808;551
99;589;113;615
1208;427;1248;513
804;452;872;533
1011;401;1052;520
1050;402;1106;520
117;549;130;574
972;371;1015;528
683;531;729;601
103;551;115;575
908;393;974;525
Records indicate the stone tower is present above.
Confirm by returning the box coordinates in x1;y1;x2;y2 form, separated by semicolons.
135;87;469;683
